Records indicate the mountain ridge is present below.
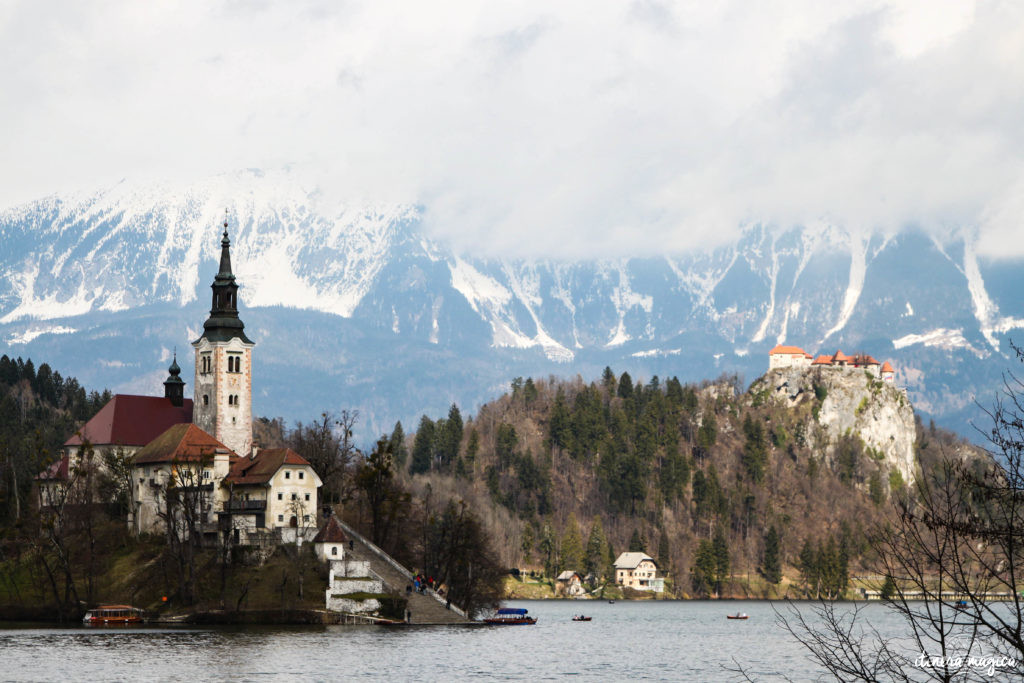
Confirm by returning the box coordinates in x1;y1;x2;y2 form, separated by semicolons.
1;171;1021;438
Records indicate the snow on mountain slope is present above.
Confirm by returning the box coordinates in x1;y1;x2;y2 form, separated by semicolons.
2;174;1024;440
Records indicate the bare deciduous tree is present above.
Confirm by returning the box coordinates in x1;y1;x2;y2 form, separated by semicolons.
773;346;1024;681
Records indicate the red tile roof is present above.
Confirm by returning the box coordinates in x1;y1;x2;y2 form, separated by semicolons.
312;515;347;544
64;394;193;448
36;454;69;481
133;423;234;465
812;355;832;365
768;344;809;356
832;350;852;363
881;361;895;373
224;448;313;486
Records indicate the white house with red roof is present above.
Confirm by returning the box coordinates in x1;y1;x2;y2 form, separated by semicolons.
768;345;813;369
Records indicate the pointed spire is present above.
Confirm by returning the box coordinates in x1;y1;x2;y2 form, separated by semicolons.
198;210;252;344
217;209;235;281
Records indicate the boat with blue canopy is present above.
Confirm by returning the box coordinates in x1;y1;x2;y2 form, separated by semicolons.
483;607;537;625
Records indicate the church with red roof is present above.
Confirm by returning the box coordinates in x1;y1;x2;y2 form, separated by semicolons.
39;217;322;544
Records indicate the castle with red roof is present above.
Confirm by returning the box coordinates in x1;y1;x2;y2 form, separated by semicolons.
768;344;895;382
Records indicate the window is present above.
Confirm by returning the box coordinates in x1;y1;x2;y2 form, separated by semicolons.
277;493;283;500
291;493;297;500
285;471;291;479
299;471;304;480
303;515;310;522
203;394;209;406
278;515;284;522
331;547;337;556
304;493;310;501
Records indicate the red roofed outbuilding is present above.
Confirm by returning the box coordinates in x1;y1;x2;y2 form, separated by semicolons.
313;514;348;562
881;361;895;382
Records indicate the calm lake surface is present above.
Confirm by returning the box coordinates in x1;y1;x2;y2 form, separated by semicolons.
0;600;915;681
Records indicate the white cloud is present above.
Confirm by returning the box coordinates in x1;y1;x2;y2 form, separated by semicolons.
1;1;1022;258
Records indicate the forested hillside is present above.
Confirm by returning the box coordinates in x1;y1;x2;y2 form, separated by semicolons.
395;368;983;598
0;355;109;524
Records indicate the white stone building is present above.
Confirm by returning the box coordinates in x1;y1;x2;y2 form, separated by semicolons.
614;552;665;592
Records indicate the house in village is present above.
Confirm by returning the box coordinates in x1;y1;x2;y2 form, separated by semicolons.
38;217;321;546
614;552;664;592
769;344;896;382
555;570;585;597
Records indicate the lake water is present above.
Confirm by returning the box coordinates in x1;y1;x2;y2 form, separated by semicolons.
0;600;927;681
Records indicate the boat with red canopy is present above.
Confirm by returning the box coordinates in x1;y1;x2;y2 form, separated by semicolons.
82;605;145;625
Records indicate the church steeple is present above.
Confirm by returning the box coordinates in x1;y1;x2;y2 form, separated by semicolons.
163;352;185;407
200;213;252;344
192;211;256;457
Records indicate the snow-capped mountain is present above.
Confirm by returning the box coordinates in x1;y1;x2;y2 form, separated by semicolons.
2;171;1021;440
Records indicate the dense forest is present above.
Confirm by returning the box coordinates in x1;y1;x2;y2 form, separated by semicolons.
0;355;110;524
392;368;982;598
0;352;986;615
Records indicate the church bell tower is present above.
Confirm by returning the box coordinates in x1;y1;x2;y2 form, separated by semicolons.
192;214;254;456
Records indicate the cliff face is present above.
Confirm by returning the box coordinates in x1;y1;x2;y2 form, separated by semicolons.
755;367;917;486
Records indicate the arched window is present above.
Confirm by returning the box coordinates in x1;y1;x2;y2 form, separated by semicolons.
203;394;209;406
331;546;337;556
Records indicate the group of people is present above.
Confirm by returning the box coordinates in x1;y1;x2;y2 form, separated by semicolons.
409;574;441;595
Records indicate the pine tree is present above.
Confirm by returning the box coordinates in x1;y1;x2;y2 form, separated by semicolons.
741;415;767;482
712;527;730;596
629;528;645;552
438;403;463;471
799;538;818;597
880;574;896;600
495;423;518;469
549;388;572;451
602;366;617;393
692;539;716;597
657;527;671;575
617;372;634;399
523;377;539;405
697;411;717;450
409;415;435;475
389;421;407;467
521;521;536;562
763;525;782;585
585;516;607;577
560;514;584;573
465;428;479;466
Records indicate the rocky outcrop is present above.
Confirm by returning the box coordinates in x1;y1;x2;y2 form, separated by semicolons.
753;366;917;486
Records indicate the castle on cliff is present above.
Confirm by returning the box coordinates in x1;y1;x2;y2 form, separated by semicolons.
768;344;895;382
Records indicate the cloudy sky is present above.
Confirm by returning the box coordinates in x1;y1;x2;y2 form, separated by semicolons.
1;1;1022;258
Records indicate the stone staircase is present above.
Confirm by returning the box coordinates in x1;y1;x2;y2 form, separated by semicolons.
336;520;472;625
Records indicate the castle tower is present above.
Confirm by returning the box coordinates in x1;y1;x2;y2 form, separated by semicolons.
192;216;254;456
163;352;185;407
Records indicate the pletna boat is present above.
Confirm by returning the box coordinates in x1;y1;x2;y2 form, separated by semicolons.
82;605;145;625
572;615;592;621
726;613;749;620
483;607;537;625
